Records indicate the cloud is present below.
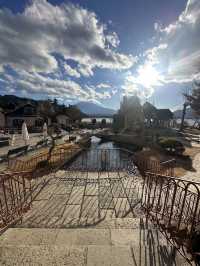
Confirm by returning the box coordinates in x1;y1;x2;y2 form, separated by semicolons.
96;83;111;89
0;69;114;104
147;0;200;83
77;64;94;77
123;0;200;99
0;0;135;75
63;64;80;78
106;32;120;48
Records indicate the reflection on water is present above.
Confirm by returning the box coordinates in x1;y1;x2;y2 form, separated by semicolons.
67;136;132;171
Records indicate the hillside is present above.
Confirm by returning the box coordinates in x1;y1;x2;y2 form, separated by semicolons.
173;107;197;119
76;101;116;117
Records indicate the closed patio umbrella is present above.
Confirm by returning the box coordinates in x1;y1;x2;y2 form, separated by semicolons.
22;122;29;145
43;122;48;139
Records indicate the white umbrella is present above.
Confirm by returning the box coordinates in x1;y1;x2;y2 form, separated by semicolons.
43;122;48;139
22;122;29;145
11;134;15;146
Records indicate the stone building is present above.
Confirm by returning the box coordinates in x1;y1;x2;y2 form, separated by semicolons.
56;114;70;129
113;96;144;132
6;103;44;128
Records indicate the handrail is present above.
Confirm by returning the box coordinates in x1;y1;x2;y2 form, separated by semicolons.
142;171;200;262
0;171;33;229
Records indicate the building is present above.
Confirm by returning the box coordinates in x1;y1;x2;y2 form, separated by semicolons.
0;107;6;128
156;109;173;128
56;114;70;129
113;96;144;132
6;103;44;128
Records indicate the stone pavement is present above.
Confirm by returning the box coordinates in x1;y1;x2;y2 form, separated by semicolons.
0;225;191;265
0;170;193;265
18;170;143;228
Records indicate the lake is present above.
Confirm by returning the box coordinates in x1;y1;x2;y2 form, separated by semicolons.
81;117;113;124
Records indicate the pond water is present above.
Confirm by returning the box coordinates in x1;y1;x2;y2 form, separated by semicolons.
67;136;133;171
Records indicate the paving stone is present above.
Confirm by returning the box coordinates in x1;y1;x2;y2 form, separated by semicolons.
0;228;58;245
85;184;98;196
0;245;86;266
87;245;134;266
67;187;84;205
62;204;81;220
113;198;132;217
55;228;110;246
81;196;99;218
100;195;114;209
111;228;169;246
130;245;191;266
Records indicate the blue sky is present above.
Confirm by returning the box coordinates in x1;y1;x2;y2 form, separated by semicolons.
0;0;198;111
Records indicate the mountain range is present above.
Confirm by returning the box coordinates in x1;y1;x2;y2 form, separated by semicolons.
173;107;196;119
76;101;116;117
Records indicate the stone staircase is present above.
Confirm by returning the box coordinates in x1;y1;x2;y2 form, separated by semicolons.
0;219;193;265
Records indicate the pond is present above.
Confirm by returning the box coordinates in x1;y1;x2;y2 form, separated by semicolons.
66;136;134;171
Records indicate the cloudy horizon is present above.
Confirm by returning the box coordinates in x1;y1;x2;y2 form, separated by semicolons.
0;0;199;110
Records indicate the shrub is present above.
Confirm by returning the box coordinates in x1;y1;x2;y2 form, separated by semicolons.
158;138;185;155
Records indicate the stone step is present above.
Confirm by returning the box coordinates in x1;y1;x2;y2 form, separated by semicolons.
16;217;153;229
0;244;191;266
0;227;168;246
0;228;192;265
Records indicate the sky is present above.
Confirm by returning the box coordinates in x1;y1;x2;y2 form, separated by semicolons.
0;0;199;111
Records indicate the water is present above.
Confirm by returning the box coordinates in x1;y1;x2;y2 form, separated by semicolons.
81;117;113;124
176;118;200;127
67;136;133;171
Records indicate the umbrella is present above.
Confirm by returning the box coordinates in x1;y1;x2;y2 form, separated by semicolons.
43;122;48;139
11;134;15;146
22;122;29;145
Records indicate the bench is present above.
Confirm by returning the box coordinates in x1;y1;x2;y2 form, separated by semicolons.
35;139;48;148
0;137;9;141
54;135;63;140
0;140;9;148
7;145;29;159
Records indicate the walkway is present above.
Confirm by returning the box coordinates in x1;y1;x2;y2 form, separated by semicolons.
0;169;193;265
183;151;200;183
18;170;143;228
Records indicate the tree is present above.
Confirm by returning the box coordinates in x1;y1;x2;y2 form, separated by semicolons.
101;118;106;127
92;118;96;125
143;102;157;127
37;100;55;123
185;82;200;116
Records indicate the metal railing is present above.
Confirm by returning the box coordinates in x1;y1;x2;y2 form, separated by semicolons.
8;147;82;172
141;172;200;261
0;171;33;230
133;154;175;176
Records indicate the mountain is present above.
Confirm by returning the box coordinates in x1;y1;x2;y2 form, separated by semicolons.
76;101;116;117
173;107;197;119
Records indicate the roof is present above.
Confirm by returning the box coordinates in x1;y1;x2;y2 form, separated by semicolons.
56;113;70;119
156;109;173;120
6;103;37;117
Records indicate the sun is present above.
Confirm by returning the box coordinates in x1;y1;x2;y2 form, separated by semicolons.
137;64;162;88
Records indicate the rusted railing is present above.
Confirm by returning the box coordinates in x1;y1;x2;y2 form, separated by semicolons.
141;172;200;261
133;154;175;176
0;171;33;230
8;147;82;173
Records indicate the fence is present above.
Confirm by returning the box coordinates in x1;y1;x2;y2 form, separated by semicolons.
8;147;82;173
0;171;33;230
133;154;175;176
141;172;200;260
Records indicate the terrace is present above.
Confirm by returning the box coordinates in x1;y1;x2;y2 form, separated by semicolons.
0;148;199;265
